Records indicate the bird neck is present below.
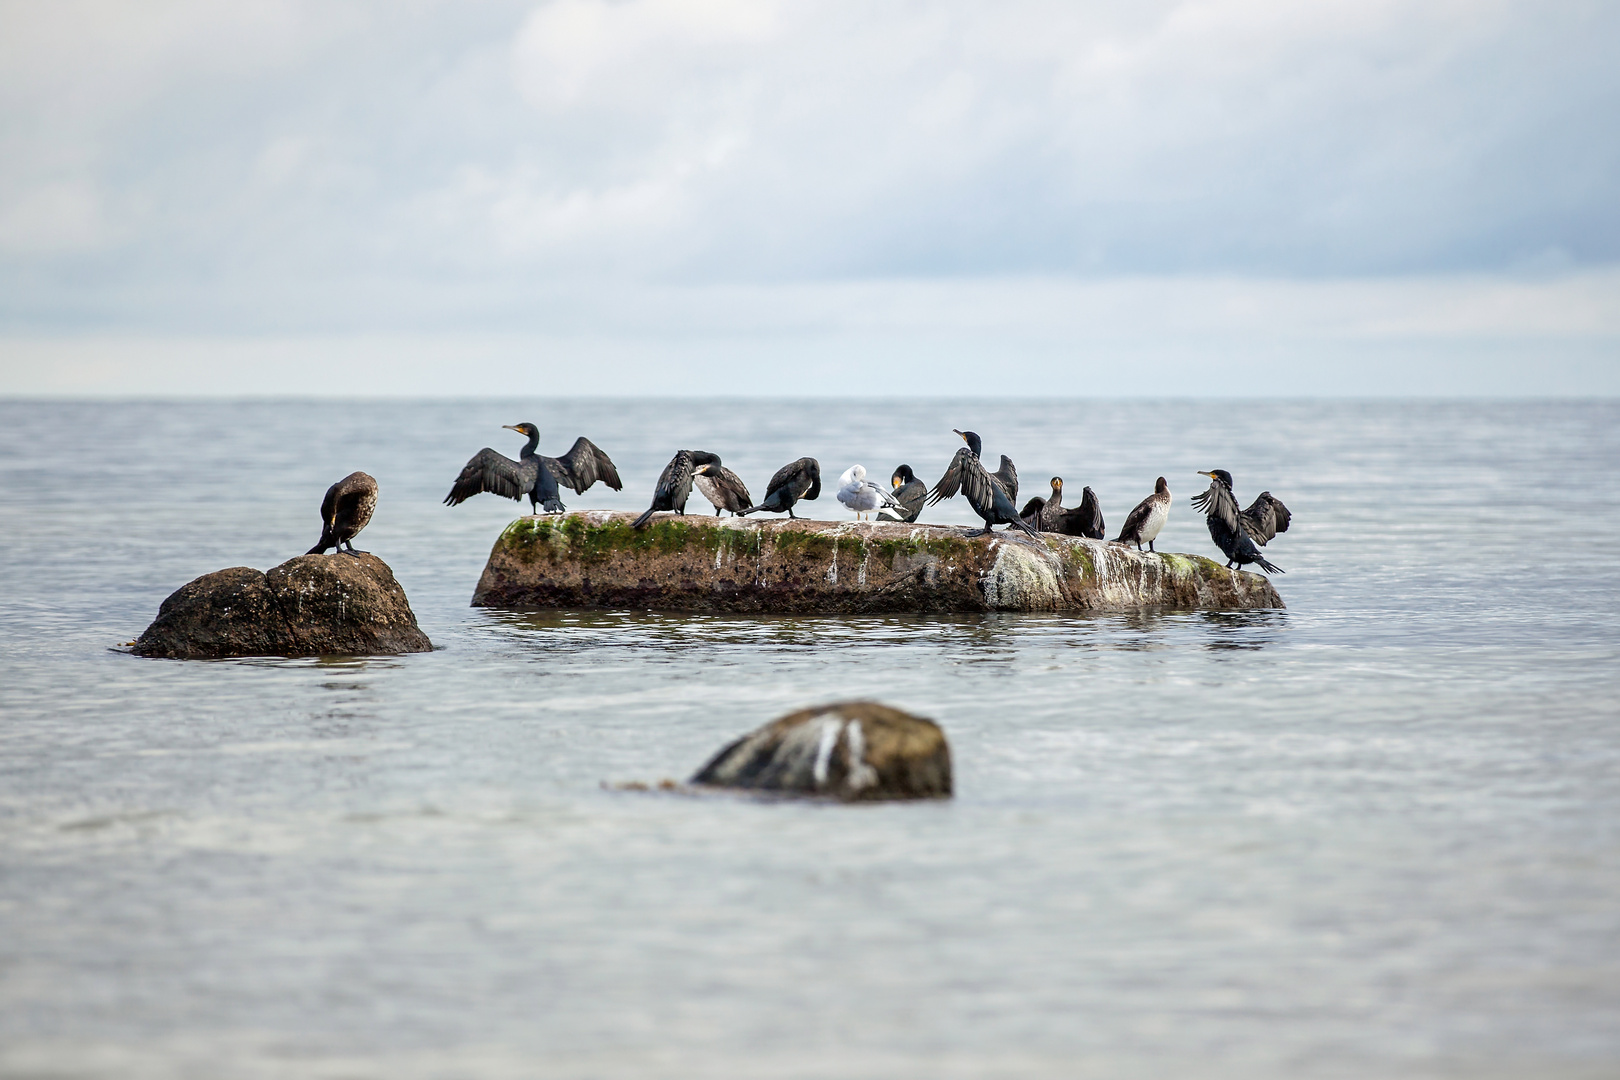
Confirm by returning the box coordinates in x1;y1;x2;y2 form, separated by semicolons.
519;430;540;457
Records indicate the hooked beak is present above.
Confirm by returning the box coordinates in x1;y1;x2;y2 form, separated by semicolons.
1197;470;1215;478
952;429;967;443
503;424;523;433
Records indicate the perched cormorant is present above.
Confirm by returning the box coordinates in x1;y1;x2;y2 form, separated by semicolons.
739;458;822;519
1116;477;1171;553
694;463;752;516
444;422;621;514
633;450;722;529
876;465;926;523
307;471;377;557
1191;470;1283;574
836;464;906;521
1018;477;1106;538
927;430;1035;538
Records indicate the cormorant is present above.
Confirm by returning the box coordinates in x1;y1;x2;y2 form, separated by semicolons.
1191;470;1283;574
633;450;722;529
739;457;822;519
1019;478;1106;538
876;465;926;523
927;430;1035;538
694;463;752;516
307;471;377;557
1116;477;1171;553
444;422;621;514
836;464;906;521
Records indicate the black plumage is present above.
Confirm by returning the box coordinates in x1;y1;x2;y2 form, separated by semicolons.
1241;491;1292;545
926;430;1035;538
876;464;926;523
444;422;621;514
1191;469;1284;574
1022;478;1105;538
694;463;752;516
633;450;721;529
739;457;822;519
307;471;378;556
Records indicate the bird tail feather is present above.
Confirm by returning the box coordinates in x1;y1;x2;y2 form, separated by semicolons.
632;507;657;529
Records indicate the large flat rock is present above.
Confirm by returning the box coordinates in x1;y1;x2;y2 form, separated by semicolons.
471;511;1282;614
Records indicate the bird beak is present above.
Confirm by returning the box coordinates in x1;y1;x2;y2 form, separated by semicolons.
892;477;901;489
1197;470;1214;478
503;424;521;432
953;429;967;442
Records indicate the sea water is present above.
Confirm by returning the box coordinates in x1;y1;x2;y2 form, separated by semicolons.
1;398;1617;1078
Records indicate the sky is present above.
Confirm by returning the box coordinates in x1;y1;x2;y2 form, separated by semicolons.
1;0;1617;397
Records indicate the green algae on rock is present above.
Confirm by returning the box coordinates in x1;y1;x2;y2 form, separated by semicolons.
470;511;1283;614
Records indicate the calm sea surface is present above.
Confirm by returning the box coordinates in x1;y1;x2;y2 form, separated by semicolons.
1;398;1617;1079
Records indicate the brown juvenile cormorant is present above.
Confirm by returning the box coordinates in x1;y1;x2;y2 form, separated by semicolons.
739;457;822;519
876;465;926;523
444;422;621;514
927;430;1035;538
633;450;721;528
694;463;752;516
1191;470;1283;574
1116;477;1171;552
307;471;378;556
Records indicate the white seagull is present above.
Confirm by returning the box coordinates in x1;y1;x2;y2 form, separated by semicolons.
836;464;905;521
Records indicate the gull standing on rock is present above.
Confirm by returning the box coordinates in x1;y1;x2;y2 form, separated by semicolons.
836;464;906;521
1116;477;1171;552
308;471;378;557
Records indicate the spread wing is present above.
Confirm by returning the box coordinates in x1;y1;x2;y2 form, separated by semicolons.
1072;485;1105;539
995;455;1018;505
1242;492;1290;543
1019;496;1046;521
1191;479;1239;533
444;448;534;506
927;447;974;505
543;436;623;494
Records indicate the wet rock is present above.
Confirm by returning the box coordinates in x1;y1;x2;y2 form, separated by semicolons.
691;701;952;802
472;511;1283;613
133;553;432;659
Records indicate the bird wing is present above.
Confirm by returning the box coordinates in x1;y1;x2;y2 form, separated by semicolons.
995;456;1018;505
1019;496;1046;520
1074;485;1105;539
1192;478;1240;532
544;437;623;494
1257;492;1290;535
1117;495;1156;540
719;466;752;508
319;481;339;523
927;447;974;505
444;448;534;505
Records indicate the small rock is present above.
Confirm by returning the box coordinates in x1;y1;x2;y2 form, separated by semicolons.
134;553;432;659
691;701;952;801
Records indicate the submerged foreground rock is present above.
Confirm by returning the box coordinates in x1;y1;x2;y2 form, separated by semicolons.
691;701;952;802
472;511;1282;613
134;553;433;659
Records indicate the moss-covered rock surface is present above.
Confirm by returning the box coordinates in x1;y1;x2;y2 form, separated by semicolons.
470;511;1283;613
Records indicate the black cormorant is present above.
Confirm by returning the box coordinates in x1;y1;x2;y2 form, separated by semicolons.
927;430;1035;538
444;422;621;514
739;457;821;519
633;450;721;529
876;465;925;523
307;471;377;556
694;463;752;516
1066;485;1106;539
1019;478;1106;538
1116;477;1171;552
1191;470;1283;574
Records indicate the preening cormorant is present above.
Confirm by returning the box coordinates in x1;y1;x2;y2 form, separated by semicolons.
307;471;378;556
444;422;621;514
1191;470;1283;574
633;450;721;529
927;430;1035;538
1116;477;1171;552
876;465;926;523
836;464;906;521
694;463;752;516
739;458;822;519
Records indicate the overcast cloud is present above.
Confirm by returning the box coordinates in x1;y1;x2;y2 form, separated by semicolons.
1;0;1616;394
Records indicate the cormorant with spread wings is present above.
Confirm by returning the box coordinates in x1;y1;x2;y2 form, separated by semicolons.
1190;469;1285;574
927;430;1035;538
1021;477;1105;538
444;422;622;514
